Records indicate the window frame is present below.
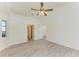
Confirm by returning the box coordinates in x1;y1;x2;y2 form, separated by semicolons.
2;20;7;37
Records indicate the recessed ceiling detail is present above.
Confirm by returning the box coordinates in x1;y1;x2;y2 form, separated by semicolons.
0;2;69;17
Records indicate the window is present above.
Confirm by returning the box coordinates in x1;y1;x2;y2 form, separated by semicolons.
2;20;7;37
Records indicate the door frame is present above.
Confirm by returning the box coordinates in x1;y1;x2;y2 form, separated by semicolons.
27;24;34;41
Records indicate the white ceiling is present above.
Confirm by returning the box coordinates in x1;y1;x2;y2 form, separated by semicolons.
0;2;70;16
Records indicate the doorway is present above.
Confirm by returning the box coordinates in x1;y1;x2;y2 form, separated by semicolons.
27;24;34;41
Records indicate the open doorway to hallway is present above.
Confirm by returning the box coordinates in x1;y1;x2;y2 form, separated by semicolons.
27;24;34;41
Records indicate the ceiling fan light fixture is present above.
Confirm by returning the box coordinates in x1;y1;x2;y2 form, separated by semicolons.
31;2;53;16
39;11;45;16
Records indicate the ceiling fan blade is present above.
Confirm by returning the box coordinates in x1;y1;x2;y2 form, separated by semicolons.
45;9;53;11
31;8;39;11
44;12;47;16
41;2;44;8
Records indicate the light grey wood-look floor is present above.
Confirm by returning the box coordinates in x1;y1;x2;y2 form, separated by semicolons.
0;39;79;57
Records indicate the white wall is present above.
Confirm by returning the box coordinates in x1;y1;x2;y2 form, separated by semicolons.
0;14;2;40
0;13;46;51
41;3;79;50
8;14;45;43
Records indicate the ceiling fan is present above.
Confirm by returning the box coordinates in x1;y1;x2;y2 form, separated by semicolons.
31;2;53;16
